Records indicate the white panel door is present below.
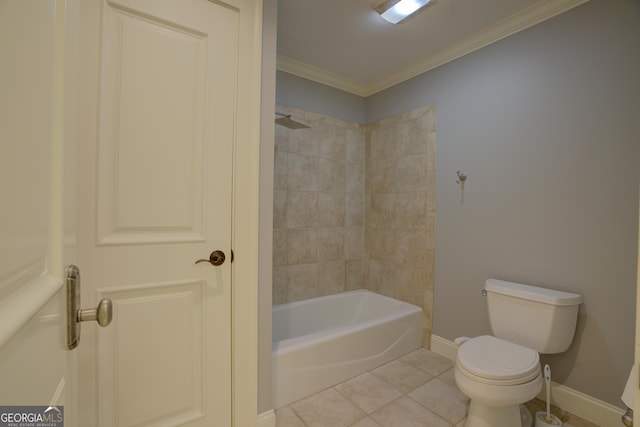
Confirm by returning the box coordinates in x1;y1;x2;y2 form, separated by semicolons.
76;0;243;425
0;0;76;424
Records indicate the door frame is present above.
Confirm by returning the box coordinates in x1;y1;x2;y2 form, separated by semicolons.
228;0;263;423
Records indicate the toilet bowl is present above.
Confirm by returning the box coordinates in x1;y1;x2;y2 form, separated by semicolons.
454;279;582;427
455;336;542;427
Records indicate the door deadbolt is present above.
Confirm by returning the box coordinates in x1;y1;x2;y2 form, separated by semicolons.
66;265;113;350
195;250;226;266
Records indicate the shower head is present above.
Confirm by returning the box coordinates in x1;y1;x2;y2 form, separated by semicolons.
275;112;310;129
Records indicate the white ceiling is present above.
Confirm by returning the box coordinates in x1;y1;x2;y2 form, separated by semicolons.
277;0;589;96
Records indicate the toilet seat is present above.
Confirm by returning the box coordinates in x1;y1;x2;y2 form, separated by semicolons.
457;335;540;386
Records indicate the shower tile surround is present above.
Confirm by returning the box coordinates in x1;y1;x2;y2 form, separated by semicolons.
273;105;436;346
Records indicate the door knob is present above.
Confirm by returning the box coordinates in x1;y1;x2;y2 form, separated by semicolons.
195;250;226;266
66;265;113;350
78;298;113;327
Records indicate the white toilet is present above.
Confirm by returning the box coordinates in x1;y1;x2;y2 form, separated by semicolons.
454;279;582;427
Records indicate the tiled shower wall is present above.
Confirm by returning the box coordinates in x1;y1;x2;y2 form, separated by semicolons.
272;106;366;303
364;105;436;345
272;104;436;345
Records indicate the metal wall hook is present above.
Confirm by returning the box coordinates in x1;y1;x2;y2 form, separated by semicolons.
456;171;467;204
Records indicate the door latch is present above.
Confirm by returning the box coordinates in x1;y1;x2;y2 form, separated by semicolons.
66;265;113;350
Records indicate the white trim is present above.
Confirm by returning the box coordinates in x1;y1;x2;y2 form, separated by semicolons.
276;56;369;97
430;334;459;361
257;409;276;427
430;335;625;427
231;0;263;424
0;274;63;348
277;0;590;97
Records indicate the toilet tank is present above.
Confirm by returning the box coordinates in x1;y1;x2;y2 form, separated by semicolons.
484;279;582;354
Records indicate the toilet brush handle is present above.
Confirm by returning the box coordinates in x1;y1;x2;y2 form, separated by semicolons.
544;364;551;417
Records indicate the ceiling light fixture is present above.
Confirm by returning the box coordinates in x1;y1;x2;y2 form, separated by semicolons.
373;0;432;24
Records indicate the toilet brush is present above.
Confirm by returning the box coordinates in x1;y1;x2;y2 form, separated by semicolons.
535;364;562;427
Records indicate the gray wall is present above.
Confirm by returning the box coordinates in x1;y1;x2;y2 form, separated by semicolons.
367;0;640;406
276;72;366;124
276;0;640;407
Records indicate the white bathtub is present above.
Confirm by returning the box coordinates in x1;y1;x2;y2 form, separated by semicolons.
272;290;423;409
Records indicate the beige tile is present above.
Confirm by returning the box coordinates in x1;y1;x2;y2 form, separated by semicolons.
368;124;397;162
288;126;318;156
426;131;436;172
346;127;365;164
350;417;381;427
367;228;395;262
336;373;402;414
369;193;396;228
397;119;428;156
346;162;364;193
291;388;366;427
287;229;317;265
401;348;453;376
317;227;344;262
408;378;468;424
344;227;364;260
366;260;395;298
371;359;432;394
318;122;346;161
395;228;428;268
275;406;306;427
319;157;345;192
371;396;450;427
317;192;345;227
272;266;287;304
317;260;345;296
394;268;427;308
437;367;456;386
345;193;364;227
273;228;287;267
288;153;318;191
396;154;428;192
287;191;317;227
345;260;364;291
421;329;432;350
369;160;396;193
274;118;289;152
273;190;287;228
426;169;436;213
274;151;288;190
287;264;317;302
394;192;427;229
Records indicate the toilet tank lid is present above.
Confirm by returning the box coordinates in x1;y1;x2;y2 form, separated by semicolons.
484;279;583;306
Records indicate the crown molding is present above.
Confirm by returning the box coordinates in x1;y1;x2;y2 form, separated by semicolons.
276;0;590;97
276;55;370;97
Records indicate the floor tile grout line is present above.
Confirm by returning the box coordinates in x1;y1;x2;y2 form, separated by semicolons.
334;369;460;427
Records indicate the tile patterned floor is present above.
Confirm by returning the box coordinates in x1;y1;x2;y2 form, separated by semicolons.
275;348;599;427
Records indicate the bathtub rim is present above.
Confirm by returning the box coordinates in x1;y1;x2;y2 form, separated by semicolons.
272;290;423;353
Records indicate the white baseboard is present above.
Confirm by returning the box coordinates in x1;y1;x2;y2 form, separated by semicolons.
258;409;276;427
430;335;625;427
